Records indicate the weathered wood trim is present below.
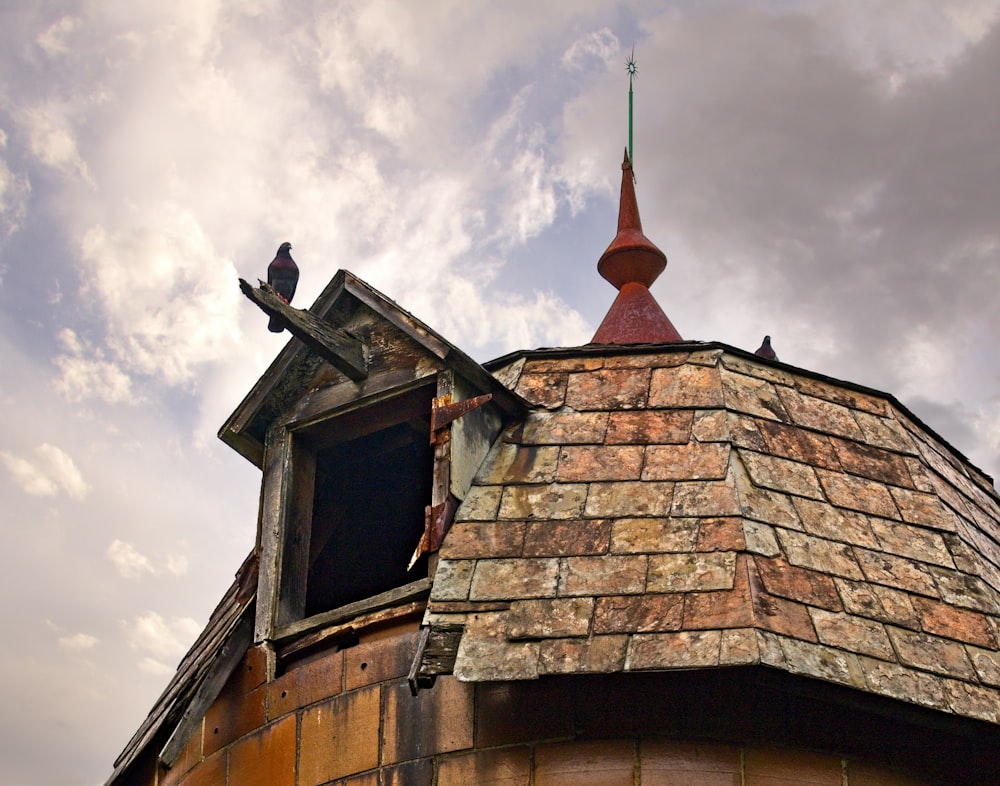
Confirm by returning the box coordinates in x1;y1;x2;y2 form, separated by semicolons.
282;371;440;434
277;600;426;662
219;429;265;469
220;270;354;445
254;425;292;643
159;611;254;767
220;269;530;469
272;577;432;645
415;625;464;681
407;373;456;569
432;371;455;510
274;440;314;628
340;273;452;360
239;279;369;381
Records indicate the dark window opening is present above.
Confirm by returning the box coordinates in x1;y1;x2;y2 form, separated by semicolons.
302;398;433;617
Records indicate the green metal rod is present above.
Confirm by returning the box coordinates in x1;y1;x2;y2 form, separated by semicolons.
628;83;633;166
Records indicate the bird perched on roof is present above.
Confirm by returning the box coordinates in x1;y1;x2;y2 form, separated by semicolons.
754;335;778;361
266;242;298;332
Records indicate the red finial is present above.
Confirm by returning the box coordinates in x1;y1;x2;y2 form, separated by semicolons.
592;150;682;344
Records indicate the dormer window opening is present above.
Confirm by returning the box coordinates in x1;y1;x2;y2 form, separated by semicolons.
306;417;432;615
261;381;437;644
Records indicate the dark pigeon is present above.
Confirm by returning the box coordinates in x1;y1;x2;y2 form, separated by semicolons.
266;242;298;333
754;335;778;361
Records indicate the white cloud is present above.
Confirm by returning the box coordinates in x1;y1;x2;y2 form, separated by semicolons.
561;27;619;70
36;16;79;57
0;443;89;500
820;0;1000;89
137;656;174;677
165;553;189;576
55;354;137;404
36;443;89;500
505;141;558;244
0;453;58;497
19;103;94;186
58;633;98;651
106;540;156;579
125;611;200;661
47;279;63;305
54;328;137;404
77;212;242;388
107;539;189;579
977;401;1000;451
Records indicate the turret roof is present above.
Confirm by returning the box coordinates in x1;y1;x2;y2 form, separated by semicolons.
417;343;1000;726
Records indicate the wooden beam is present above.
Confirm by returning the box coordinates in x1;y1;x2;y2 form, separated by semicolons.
239;278;369;381
254;425;291;643
275;439;314;628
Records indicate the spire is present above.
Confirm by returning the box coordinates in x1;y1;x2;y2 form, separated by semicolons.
591;151;682;344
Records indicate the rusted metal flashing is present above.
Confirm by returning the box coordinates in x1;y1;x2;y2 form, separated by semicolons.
410;391;494;566
421;497;458;555
430;393;493;443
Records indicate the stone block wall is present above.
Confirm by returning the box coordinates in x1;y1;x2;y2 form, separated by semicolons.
130;620;953;786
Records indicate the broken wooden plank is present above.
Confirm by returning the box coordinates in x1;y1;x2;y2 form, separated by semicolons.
272;577;432;645
407;627;433;695
414;626;464;683
239;278;369;381
277;600;426;661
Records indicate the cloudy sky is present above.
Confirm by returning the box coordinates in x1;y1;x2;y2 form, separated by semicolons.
1;1;999;783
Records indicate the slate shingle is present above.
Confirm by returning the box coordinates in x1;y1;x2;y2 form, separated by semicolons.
425;346;1000;726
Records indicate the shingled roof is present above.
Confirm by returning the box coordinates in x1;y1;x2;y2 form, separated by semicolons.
417;343;1000;725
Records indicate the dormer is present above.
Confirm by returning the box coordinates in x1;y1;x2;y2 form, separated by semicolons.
220;270;527;650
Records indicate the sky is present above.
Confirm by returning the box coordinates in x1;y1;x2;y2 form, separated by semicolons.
1;1;999;784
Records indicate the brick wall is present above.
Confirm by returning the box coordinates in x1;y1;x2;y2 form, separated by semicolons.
137;620;944;786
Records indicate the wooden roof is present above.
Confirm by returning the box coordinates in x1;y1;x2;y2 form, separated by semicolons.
418;344;1000;726
219;269;526;467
